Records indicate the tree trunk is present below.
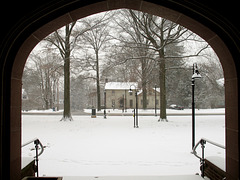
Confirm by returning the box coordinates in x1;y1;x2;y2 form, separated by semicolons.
142;86;147;109
61;24;73;121
62;53;72;120
159;49;167;121
142;58;148;109
57;80;59;111
44;99;49;109
96;52;101;111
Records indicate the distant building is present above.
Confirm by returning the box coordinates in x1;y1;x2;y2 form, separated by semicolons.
137;87;160;109
105;82;160;109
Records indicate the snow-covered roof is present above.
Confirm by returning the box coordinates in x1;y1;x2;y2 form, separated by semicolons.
105;82;138;90
137;88;160;95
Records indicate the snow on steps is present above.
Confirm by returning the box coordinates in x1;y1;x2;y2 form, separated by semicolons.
205;156;225;172
62;175;205;180
204;157;226;180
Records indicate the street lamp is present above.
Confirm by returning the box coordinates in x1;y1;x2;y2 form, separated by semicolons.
192;63;201;149
129;85;139;128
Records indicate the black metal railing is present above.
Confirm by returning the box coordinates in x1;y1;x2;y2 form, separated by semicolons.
22;138;44;177
192;138;225;178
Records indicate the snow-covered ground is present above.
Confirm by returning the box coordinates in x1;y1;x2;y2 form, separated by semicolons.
22;108;225;115
22;109;64;113
21;111;225;177
84;108;225;115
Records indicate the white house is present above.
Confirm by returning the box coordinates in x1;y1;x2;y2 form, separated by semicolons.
105;82;160;109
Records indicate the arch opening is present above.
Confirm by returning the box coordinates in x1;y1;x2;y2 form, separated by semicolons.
22;10;226;177
5;1;239;179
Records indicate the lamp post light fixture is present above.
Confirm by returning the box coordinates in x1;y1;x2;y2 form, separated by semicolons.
129;85;139;128
192;63;202;149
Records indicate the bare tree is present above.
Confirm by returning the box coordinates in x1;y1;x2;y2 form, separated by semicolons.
45;20;99;120
112;10;158;109
77;13;112;111
45;22;77;121
22;65;43;110
25;51;63;110
128;10;208;121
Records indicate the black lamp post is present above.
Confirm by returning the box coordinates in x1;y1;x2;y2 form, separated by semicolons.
129;85;139;128
192;63;201;149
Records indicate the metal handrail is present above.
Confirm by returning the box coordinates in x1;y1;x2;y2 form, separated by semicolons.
22;138;44;157
22;138;44;177
191;138;225;178
192;137;225;159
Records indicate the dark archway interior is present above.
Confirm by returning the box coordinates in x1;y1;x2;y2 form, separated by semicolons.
0;1;239;180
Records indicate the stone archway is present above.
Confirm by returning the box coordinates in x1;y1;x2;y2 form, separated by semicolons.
6;1;238;179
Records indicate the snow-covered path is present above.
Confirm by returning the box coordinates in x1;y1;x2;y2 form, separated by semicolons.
22;114;225;177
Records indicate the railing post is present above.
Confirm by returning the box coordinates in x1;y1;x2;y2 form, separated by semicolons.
34;139;40;177
200;139;206;178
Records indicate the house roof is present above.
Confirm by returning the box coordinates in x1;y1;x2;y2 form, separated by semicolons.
105;82;138;90
137;88;160;95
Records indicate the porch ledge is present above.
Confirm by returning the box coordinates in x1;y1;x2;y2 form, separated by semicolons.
62;175;204;180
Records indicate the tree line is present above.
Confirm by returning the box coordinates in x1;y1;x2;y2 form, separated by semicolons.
22;9;224;121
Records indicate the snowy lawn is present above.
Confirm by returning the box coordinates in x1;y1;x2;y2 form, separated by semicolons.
83;108;225;115
22;114;225;177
